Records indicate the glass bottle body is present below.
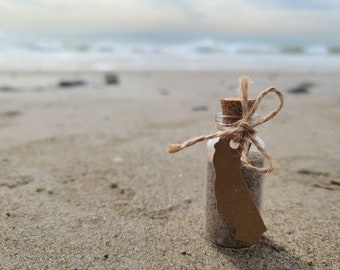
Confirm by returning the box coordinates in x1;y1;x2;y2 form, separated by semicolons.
204;136;264;248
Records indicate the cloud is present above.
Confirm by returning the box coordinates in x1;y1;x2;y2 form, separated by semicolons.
196;0;340;34
11;0;40;5
0;1;179;30
0;0;339;35
242;0;335;10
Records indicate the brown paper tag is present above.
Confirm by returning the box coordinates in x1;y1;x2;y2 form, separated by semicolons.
213;136;267;244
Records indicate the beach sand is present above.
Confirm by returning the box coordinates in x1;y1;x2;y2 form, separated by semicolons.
0;70;339;269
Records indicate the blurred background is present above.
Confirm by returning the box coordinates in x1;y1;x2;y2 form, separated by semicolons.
0;0;340;72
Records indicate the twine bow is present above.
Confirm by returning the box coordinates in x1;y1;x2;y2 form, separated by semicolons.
167;77;284;173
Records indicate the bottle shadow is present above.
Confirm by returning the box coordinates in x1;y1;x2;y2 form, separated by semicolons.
215;236;312;269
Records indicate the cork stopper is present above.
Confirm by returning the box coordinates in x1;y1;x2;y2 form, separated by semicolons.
219;98;255;124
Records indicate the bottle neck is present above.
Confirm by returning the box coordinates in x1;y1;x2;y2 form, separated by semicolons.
215;112;259;126
207;113;264;153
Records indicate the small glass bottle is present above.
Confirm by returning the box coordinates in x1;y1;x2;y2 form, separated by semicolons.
204;99;265;248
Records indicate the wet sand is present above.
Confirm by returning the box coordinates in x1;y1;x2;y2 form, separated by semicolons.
0;70;339;269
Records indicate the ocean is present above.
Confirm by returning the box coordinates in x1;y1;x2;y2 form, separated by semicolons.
0;30;340;72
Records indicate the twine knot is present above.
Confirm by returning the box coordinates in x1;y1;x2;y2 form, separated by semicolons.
237;122;255;134
231;121;256;142
167;77;284;173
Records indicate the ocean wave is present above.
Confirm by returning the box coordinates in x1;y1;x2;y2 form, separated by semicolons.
31;40;66;51
84;39;339;57
0;37;338;56
305;45;329;55
0;37;340;71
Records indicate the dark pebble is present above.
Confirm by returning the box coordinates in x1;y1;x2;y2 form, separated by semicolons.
1;111;21;117
103;254;109;259
159;88;170;96
330;180;340;186
192;105;209;111
287;82;314;94
105;73;119;85
58;80;87;88
109;182;118;189
297;169;329;177
0;86;18;92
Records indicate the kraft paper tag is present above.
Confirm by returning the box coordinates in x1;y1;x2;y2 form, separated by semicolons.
213;136;267;244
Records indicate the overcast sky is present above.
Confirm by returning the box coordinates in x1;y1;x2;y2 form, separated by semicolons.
0;0;339;35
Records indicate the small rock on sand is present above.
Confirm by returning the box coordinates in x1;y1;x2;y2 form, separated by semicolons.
105;73;120;85
287;82;314;94
159;88;170;96
58;80;87;88
192;105;209;111
0;86;18;92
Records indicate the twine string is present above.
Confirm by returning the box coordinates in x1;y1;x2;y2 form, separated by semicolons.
167;77;284;173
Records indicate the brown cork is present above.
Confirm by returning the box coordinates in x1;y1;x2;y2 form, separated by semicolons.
219;98;255;124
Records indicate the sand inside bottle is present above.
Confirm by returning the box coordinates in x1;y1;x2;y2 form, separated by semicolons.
205;150;264;248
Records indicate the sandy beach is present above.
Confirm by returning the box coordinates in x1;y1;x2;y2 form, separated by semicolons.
0;70;339;269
